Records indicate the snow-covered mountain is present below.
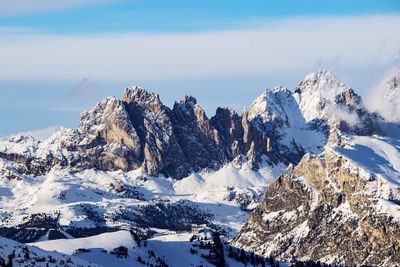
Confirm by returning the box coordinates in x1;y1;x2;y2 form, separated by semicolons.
0;69;399;266
233;135;400;266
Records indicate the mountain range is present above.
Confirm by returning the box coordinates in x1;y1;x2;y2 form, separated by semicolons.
0;69;399;267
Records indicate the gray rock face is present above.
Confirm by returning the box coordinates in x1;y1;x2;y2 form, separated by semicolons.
0;71;385;179
210;107;245;158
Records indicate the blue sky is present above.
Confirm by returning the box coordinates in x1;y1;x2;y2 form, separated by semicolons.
0;0;399;136
1;1;399;33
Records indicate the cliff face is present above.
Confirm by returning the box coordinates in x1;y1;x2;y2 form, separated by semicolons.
233;141;400;266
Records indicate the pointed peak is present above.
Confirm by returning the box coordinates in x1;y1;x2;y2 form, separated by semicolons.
180;95;197;106
256;86;291;99
295;68;349;96
123;86;160;104
248;88;292;123
215;106;237;116
301;69;337;85
294;69;367;123
272;86;291;94
315;68;334;77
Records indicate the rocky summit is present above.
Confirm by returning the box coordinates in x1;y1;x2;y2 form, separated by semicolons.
0;70;399;267
0;70;382;180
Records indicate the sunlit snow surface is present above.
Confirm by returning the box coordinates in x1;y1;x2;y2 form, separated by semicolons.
30;230;289;267
334;135;400;221
0;236;99;267
0;149;286;266
0;150;286;235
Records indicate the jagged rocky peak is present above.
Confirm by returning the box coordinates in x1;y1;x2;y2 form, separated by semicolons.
173;95;206;122
172;94;226;168
0;72;384;179
295;69;382;137
123;86;160;104
294;69;362;121
173;95;212;132
174;95;197;113
79;95;141;152
181;95;197;106
248;86;292;124
211;107;245;157
123;86;166;114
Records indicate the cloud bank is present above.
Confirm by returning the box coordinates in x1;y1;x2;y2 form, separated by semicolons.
0;15;399;83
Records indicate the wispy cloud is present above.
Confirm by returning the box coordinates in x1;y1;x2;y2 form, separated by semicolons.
326;104;360;126
0;15;399;82
0;0;115;17
49;107;86;112
365;68;400;123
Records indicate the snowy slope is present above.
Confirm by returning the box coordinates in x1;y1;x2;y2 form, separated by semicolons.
30;231;142;267
333;135;400;221
248;86;326;155
334;135;400;184
0;236;99;267
0;160;280;238
30;229;287;267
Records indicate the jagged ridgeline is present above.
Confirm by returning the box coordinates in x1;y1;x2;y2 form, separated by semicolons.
0;69;398;267
0;70;382;180
232;72;400;266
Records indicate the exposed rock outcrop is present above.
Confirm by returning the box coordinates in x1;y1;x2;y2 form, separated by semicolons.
233;149;400;266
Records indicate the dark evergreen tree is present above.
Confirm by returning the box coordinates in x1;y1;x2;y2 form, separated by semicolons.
228;246;234;258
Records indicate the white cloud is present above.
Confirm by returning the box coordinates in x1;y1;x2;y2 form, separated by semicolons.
0;0;113;17
0;15;399;82
326;104;360;126
365;68;400;122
